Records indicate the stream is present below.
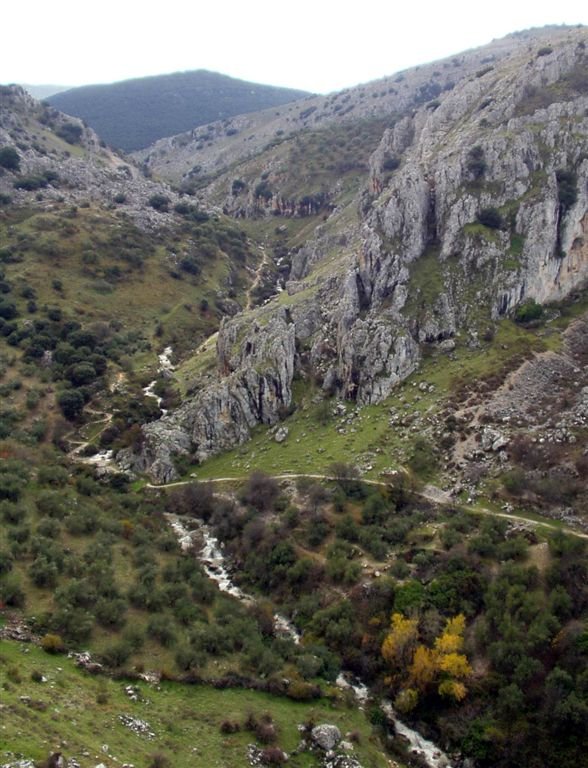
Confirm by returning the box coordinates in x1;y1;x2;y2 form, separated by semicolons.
165;514;301;643
165;514;452;767
381;702;454;768
143;345;174;416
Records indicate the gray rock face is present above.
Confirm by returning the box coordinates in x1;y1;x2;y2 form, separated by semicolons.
129;28;588;480
135;310;295;481
311;724;342;751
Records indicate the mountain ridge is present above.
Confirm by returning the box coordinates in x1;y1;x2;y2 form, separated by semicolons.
46;70;312;152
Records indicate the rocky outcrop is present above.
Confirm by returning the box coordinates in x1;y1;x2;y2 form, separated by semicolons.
131;310;296;481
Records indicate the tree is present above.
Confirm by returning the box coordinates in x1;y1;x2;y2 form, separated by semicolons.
409;645;437;691
381;613;419;669
241;471;279;512
383;612;472;704
57;389;85;420
0;146;20;172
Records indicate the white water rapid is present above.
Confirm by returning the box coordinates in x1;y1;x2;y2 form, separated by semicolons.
165;514;301;643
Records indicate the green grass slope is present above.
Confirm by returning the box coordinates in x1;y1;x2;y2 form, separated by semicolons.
0;639;392;768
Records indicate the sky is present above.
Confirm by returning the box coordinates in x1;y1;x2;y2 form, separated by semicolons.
1;0;587;94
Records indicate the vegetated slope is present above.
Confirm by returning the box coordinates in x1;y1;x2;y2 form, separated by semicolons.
136;26;579;187
0;639;390;768
47;70;311;152
129;25;588;488
0;84;261;458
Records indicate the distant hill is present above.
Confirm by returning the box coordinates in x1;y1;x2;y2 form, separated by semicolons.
47;70;311;151
22;84;69;99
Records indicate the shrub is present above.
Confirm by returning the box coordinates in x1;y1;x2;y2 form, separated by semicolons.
57;389;85;419
231;178;247;195
408;438;438;477
286;680;320;701
0;548;14;574
56;122;83;144
514;299;543;324
382;156;400;172
260;747;287;765
466;145;486;180
241;471;279;512
556;169;578;212
502;468;528;494
100;640;133;667
29;555;59;588
220;720;241;734
1;501;25;524
148;754;170;768
0;573;25;606
0;147;20;172
147;615;176;647
254;181;272;201
41;633;66;654
148;194;170;212
13;175;47;191
254;719;278;744
0;300;17;320
95;597;127;629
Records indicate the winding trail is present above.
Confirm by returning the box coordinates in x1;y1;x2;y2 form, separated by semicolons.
146;472;588;540
66;408;113;460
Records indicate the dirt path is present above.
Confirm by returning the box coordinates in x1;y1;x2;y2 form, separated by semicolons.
67;409;112;459
146;472;588;540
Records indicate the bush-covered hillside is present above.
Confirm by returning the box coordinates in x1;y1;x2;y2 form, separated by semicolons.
47;71;311;151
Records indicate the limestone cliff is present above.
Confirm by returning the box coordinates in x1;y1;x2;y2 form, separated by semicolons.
133;27;588;481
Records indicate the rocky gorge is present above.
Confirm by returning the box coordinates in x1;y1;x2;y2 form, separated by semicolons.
130;27;588;482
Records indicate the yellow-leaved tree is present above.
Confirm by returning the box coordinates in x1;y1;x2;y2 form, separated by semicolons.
381;613;419;670
408;645;437;691
383;612;472;707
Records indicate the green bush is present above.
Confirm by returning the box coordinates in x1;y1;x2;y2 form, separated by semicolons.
148;194;170;212
56;122;83;144
556;169;578;212
514;299;543;324
466;145;486;180
231;178;247;195
0;146;20;172
41;633;66;654
382;156;400;172
57;389;85;419
0;573;25;606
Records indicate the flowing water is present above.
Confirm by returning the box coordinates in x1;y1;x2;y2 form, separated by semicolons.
335;673;370;708
166;513;451;765
381;702;453;768
143;346;174;415
165;514;300;643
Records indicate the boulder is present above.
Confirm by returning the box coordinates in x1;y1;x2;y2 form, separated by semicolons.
311;724;341;751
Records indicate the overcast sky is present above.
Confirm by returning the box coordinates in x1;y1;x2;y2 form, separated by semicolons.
1;1;586;93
